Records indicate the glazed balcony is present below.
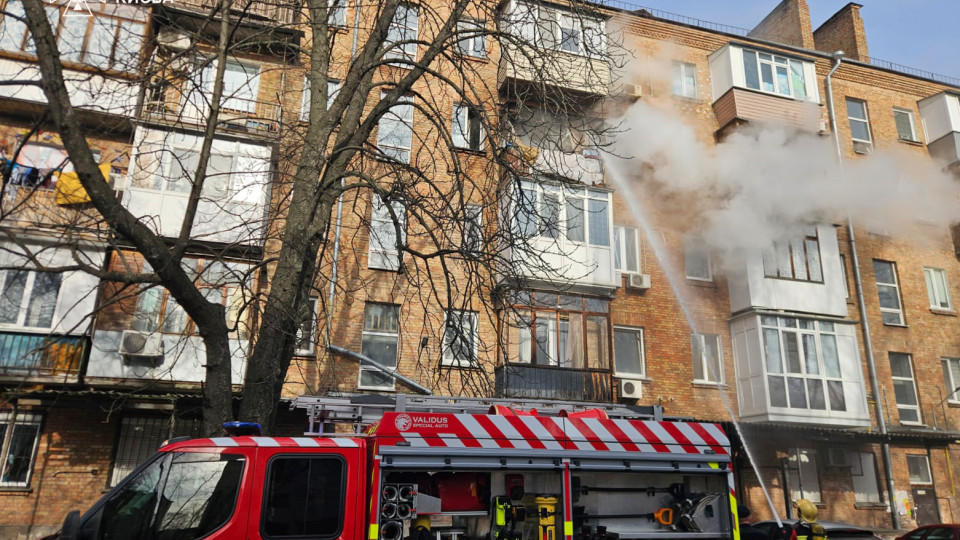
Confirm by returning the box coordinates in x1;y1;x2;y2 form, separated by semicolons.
919;92;960;167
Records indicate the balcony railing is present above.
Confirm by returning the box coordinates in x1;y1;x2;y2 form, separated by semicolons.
495;363;612;402
142;95;281;136
173;0;298;26
0;331;86;379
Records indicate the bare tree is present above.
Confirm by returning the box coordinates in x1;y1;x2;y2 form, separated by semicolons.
7;0;621;433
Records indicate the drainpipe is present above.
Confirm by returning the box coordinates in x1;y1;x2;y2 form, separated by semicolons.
825;50;901;530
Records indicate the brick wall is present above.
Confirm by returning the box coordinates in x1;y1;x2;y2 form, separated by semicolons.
747;0;816;50
813;3;870;62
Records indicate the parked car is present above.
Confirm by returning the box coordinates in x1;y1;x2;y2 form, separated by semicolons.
895;524;960;540
754;519;884;540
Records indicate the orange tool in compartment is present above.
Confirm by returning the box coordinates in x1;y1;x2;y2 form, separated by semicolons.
582;507;675;527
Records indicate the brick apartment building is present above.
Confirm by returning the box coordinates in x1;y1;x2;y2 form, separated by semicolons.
0;0;959;537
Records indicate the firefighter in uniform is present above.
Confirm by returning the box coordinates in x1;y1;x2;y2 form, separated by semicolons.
792;499;827;540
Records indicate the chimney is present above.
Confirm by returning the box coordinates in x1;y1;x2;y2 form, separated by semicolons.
747;0;815;50
813;3;869;62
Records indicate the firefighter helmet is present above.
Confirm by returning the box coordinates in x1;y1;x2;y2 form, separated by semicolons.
796;499;818;523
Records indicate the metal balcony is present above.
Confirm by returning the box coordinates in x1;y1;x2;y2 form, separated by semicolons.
142;94;281;137
495;363;612;402
0;331;86;380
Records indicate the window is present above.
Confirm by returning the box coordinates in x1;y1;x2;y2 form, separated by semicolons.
924;267;952;310
613;226;640;274
360;303;400;389
376;94;414;163
893;108;918;142
846;98;872;144
456;19;486;58
672;62;697;99
0;270;61;329
100;452;244;540
0;2;146;73
942;358;960;403
691;333;722;383
873;260;904;325
442;311;478;367
368;194;406;271
684;237;712;281
262;456;345;538
219;61;261;113
890;352;921;424
0;412;42;487
295;298;319;356
300;78;341;122
515;181;610;247
906;454;932;484
510;6;605;57
133;259;251;338
463;204;482;253
786;448;821;503
110;416;201;486
385;3;418;61
849;451;881;503
613;326;644;378
453;102;485;151
741;49;807;99
131;147;251;201
761;317;849;412
327;0;346;27
507;293;609;370
839;254;850;299
762;228;823;282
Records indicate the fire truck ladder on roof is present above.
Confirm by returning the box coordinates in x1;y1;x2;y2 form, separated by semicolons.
292;393;665;435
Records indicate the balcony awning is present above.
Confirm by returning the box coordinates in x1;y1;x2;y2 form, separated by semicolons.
730;421;960;447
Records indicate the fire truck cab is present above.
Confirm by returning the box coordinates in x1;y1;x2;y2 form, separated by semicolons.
57;396;740;540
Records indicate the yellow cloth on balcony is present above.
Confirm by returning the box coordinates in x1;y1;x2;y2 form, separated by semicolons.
54;163;111;206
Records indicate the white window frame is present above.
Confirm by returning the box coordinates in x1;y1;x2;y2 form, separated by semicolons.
849;450;881;503
368;194;406;271
295;297;318;356
741;49;808;100
359;303;400;390
762;227;823;283
463;204;483;253
385;3;418;61
442;310;479;367
613;226;640;274
456;19;486;58
846;97;872;144
452;102;485;151
0;270;62;330
787;447;822;503
684;237;712;282
893;107;918;142
300;78;341;122
613;325;645;378
376;93;414;163
906;454;932;484
672;61;697;99
839;254;850;299
0;412;43;488
514;181;611;247
873;260;905;326
942;357;960;404
327;0;346;26
923;267;952;310
761;317;850;413
890;352;922;425
691;333;723;384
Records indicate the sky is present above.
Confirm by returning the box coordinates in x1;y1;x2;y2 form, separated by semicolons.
618;0;960;80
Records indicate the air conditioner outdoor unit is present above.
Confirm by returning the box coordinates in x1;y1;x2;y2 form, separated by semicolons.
624;83;643;98
852;140;873;155
119;330;163;358
619;378;643;399
627;273;651;290
156;28;192;51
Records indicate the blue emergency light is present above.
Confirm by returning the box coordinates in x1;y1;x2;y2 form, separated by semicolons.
223;421;262;436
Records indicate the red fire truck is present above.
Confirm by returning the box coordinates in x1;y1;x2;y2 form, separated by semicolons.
53;395;741;540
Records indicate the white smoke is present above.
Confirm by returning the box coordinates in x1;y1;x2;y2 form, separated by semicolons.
604;53;960;263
